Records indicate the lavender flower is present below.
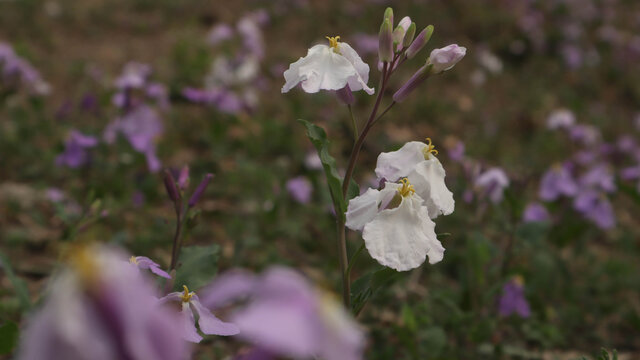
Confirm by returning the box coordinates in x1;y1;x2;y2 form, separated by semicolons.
522;202;550;223
129;256;171;279
546;109;575;130
104;105;163;172
474;167;509;203
286;176;313;204
498;277;531;318
539;164;578;201
202;267;364;360
55;130;98;168
580;164;616;193
159;285;239;343
572;189;615;229
17;245;188;360
0;42;50;95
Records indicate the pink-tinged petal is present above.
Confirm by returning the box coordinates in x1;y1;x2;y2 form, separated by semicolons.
232;299;319;357
200;270;257;309
133;256;157;269
157;292;182;305
181;303;203;343
191;296;239;336
148;265;171;279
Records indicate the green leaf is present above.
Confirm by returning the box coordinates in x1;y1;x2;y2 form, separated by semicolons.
173;245;220;291
350;266;399;314
0;322;19;355
346;179;360;203
0;252;31;310
298;119;346;217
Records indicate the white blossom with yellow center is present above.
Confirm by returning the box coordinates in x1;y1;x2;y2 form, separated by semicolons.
346;178;445;271
282;36;374;95
375;140;455;219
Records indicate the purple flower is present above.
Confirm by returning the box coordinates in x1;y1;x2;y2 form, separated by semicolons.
498;277;531;318
208;24;234;46
129;256;171;279
0;42;50;95
45;188;65;203
55;130;98;168
182;87;244;114
539;164;578;201
201;267;365;360
114;62;151;89
238;12;266;59
546;109;575;130
621;165;640;181
569;124;600;145
448;141;465;162
286;176;313;204
522;202;550;223
572;189;615;229
104;105;163;172
474;167;509;203
580;164;616;193
177;165;190;190
159;285;239;343
17;245;188;360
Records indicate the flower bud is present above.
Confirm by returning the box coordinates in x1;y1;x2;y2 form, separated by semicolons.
428;44;467;74
392;64;431;103
403;22;416;48
163;169;181;203
383;7;393;25
392;27;406;48
188;173;214;207
336;84;354;105
378;19;393;63
405;25;433;59
177;165;190;190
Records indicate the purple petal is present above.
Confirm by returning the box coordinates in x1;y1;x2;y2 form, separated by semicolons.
191;296;239;336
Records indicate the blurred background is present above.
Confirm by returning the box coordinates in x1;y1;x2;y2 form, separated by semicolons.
1;0;640;359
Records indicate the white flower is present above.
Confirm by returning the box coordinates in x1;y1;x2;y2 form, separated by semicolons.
282;36;374;95
428;44;466;73
346;179;445;271
375;140;454;219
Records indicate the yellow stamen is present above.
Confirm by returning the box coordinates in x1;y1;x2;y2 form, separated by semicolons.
423;137;439;160
398;178;415;198
129;256;138;265
68;245;99;286
180;285;194;303
326;36;341;50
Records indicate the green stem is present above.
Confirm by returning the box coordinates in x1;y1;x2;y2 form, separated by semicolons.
336;218;350;306
345;243;365;280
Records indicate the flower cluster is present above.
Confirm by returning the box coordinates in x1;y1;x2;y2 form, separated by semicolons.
346;140;454;271
183;10;268;114
0;42;50;95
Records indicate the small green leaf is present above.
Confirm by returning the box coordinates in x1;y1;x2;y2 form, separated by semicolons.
298;119;346;217
350;266;399;314
173;245;220;291
0;252;31;310
0;322;19;355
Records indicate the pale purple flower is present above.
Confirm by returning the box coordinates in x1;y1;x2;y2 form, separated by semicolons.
238;13;266;59
114;62;151;89
0;42;50;95
580;164;616;193
448;141;465;162
569;124;600;145
55;130;98;168
522;202;550;223
620;165;640;181
202;267;364;360
286;176;313;204
351;33;379;56
182;87;244;114
129;256;170;279
498;277;531;318
305;150;323;170
177;165;190;190
17;245;188;360
104;105;163;172
208;24;234;46
561;43;583;69
617;135;637;153
573;189;615;229
45;188;65;203
475;167;509;203
160;285;239;343
428;44;467;73
546;109;576;130
539;164;578;201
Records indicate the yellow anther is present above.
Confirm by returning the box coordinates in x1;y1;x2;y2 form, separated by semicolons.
423;137;439;160
68;245;99;286
326;36;341;50
180;285;194;303
398;178;415;198
129;256;138;265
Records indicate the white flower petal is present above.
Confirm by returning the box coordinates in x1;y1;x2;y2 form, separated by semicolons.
375;141;426;182
407;157;455;218
362;196;444;271
337;42;374;95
